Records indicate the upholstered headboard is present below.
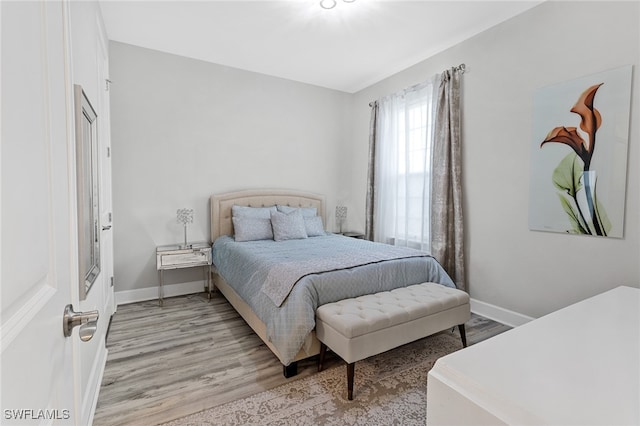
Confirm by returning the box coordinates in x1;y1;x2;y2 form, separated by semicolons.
210;189;326;242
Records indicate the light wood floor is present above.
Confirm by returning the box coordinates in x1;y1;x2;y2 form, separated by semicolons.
93;292;511;426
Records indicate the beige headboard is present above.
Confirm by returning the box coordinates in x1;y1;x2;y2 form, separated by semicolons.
210;189;326;242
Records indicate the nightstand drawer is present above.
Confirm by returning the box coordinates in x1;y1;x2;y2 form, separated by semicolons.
159;251;208;268
156;244;212;270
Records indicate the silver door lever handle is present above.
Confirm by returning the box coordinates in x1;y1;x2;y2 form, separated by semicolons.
63;304;99;341
102;225;112;231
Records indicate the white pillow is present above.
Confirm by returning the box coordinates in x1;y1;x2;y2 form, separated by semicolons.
232;205;277;219
232;217;273;242
304;216;325;237
276;205;318;217
270;209;308;241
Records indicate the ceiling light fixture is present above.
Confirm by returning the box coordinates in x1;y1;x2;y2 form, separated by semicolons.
320;0;336;9
320;0;355;10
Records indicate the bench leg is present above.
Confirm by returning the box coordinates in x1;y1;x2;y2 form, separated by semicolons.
347;362;355;400
318;343;327;372
458;324;468;348
283;361;298;378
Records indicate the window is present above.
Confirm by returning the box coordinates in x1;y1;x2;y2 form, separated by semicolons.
374;77;438;251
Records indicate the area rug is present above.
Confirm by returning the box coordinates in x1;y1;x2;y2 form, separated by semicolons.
161;332;463;425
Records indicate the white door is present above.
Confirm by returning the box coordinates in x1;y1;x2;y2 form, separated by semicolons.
1;2;87;424
96;18;116;317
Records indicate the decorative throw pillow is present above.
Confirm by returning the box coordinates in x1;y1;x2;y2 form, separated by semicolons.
232;205;277;219
270;209;308;241
304;216;325;237
276;205;318;217
232;217;273;242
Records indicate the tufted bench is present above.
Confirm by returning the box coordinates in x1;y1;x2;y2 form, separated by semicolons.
315;282;470;400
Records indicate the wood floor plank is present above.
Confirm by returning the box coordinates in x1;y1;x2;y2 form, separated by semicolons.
93;292;510;425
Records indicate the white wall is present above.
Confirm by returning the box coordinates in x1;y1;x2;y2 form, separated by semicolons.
350;1;639;320
109;42;351;297
110;1;639;321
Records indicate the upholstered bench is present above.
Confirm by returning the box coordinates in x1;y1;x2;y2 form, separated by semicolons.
315;282;470;400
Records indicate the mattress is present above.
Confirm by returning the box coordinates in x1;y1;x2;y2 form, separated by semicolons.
213;233;455;365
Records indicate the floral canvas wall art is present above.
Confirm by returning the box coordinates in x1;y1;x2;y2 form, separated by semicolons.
529;65;632;238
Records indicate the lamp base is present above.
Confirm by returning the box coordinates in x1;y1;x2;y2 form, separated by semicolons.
180;225;191;249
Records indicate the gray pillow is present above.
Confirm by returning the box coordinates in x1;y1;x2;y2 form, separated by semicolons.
276;205;318;217
232;217;273;242
232;205;277;219
304;216;325;237
270;209;308;241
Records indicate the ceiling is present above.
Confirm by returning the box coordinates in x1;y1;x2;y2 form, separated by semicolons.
99;0;542;93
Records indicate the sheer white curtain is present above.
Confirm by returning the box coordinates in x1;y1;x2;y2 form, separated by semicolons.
373;75;440;251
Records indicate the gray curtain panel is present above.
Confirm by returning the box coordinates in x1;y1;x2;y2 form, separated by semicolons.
366;67;465;290
431;68;466;291
365;101;378;241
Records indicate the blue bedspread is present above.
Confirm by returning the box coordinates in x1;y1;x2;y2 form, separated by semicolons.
212;234;455;365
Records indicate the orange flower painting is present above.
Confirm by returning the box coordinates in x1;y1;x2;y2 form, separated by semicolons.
529;66;632;238
540;83;608;236
542;83;602;171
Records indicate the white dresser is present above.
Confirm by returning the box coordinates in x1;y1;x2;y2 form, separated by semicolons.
427;286;639;425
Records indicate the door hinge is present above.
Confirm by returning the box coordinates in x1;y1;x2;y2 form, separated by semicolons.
108;212;112;222
106;146;111;158
110;276;114;287
105;78;112;91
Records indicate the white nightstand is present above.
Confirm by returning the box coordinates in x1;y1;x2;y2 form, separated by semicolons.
156;242;212;306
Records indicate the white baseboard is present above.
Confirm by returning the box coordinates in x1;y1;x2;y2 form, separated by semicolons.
115;280;205;305
116;284;534;327
470;298;535;328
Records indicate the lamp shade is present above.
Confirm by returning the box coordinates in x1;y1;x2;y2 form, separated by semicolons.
176;208;194;225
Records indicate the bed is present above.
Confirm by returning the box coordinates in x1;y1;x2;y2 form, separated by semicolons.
210;189;456;376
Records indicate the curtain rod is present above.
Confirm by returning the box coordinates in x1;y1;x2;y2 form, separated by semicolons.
368;63;466;107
